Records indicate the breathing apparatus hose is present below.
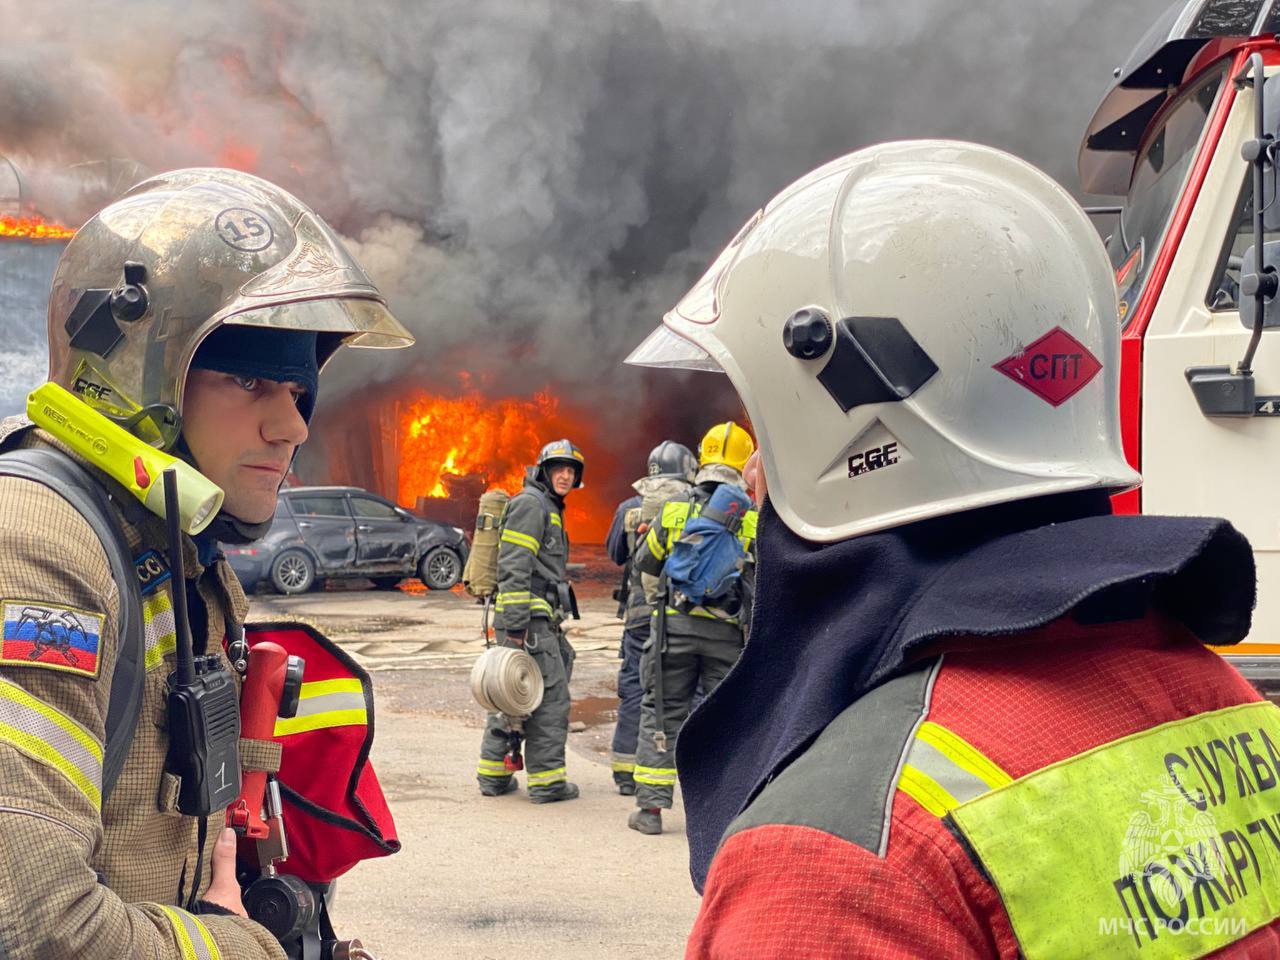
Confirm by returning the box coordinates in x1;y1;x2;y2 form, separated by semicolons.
653;572;668;753
469;645;545;717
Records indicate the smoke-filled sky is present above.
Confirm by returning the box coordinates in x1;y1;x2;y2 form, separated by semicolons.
0;0;1173;482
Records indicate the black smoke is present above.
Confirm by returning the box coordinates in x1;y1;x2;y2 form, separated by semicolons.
0;0;1174;492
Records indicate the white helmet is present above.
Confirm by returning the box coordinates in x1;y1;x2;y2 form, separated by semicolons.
627;140;1139;543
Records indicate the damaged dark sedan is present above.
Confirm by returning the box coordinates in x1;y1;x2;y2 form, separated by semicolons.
225;485;469;594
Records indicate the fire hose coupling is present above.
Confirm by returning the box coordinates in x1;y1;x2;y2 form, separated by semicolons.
243;871;381;959
501;721;527;771
243;873;317;943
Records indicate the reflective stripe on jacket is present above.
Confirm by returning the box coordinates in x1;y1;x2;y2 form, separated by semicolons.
493;476;569;633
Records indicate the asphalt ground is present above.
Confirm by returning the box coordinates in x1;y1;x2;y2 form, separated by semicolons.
246;576;701;959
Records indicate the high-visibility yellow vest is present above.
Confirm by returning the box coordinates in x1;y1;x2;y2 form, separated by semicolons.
900;701;1280;959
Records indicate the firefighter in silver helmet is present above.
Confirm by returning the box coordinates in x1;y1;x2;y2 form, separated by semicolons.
0;168;412;958
604;439;697;794
476;439;584;802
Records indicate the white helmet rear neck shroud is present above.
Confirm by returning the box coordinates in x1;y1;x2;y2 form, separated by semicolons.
628;141;1139;543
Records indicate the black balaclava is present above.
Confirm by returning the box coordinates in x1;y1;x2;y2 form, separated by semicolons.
184;325;319;546
677;490;1256;892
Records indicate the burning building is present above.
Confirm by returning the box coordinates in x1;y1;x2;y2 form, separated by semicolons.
292;369;709;545
0;156;70;416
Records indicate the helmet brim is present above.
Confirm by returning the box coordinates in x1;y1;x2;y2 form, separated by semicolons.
624;324;721;373
220;296;415;350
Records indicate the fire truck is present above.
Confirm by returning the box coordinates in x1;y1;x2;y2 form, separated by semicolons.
1082;0;1280;695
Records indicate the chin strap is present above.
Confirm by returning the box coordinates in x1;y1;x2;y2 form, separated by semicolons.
202;510;273;546
170;434;278;547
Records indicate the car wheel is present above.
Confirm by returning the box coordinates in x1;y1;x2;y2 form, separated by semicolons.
419;546;461;590
371;576;403;590
271;550;316;595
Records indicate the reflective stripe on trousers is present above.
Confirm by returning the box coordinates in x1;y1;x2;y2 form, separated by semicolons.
477;758;510;779
527;766;566;787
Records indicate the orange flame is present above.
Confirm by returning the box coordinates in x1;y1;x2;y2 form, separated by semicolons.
399;388;559;505
0;215;75;241
396;383;618;541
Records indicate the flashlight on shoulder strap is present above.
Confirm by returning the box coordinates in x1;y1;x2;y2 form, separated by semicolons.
27;382;223;535
161;468;242;816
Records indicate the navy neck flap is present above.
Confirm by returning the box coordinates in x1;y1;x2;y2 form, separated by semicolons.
677;490;1255;891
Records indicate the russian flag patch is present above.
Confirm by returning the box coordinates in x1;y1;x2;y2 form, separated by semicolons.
1;601;104;679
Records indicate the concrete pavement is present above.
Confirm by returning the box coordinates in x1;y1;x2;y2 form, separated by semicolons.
247;584;701;959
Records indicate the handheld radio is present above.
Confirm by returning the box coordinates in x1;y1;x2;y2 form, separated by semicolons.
162;469;242;815
27;382;224;535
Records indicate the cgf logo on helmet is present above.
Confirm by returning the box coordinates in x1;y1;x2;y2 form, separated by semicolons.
214;207;275;253
72;377;113;403
848;442;900;478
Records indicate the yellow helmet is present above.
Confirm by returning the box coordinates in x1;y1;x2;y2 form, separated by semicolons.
699;421;755;473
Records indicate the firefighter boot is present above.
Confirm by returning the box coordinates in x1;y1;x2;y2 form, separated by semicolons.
530;781;580;804
479;777;518;797
618;776;637;797
629;808;662;835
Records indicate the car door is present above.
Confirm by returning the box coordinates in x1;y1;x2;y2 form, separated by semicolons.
286;494;357;572
349;495;416;571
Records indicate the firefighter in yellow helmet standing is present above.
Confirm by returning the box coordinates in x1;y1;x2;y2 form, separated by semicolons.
627;422;758;835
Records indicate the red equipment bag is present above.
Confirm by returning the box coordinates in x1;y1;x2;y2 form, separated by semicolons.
244;621;400;883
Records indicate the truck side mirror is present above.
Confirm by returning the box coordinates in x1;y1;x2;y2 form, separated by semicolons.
1262;74;1280;231
1239;241;1280;330
1188;55;1279;420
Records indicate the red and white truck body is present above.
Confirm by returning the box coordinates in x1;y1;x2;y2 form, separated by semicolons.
1082;0;1280;688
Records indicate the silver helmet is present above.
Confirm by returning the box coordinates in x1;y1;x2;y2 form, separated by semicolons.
47;167;414;449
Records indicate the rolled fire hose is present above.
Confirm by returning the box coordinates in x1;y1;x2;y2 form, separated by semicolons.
469;646;545;717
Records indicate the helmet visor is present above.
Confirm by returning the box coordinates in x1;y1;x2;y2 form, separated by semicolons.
222;296;415;349
624;325;721;373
